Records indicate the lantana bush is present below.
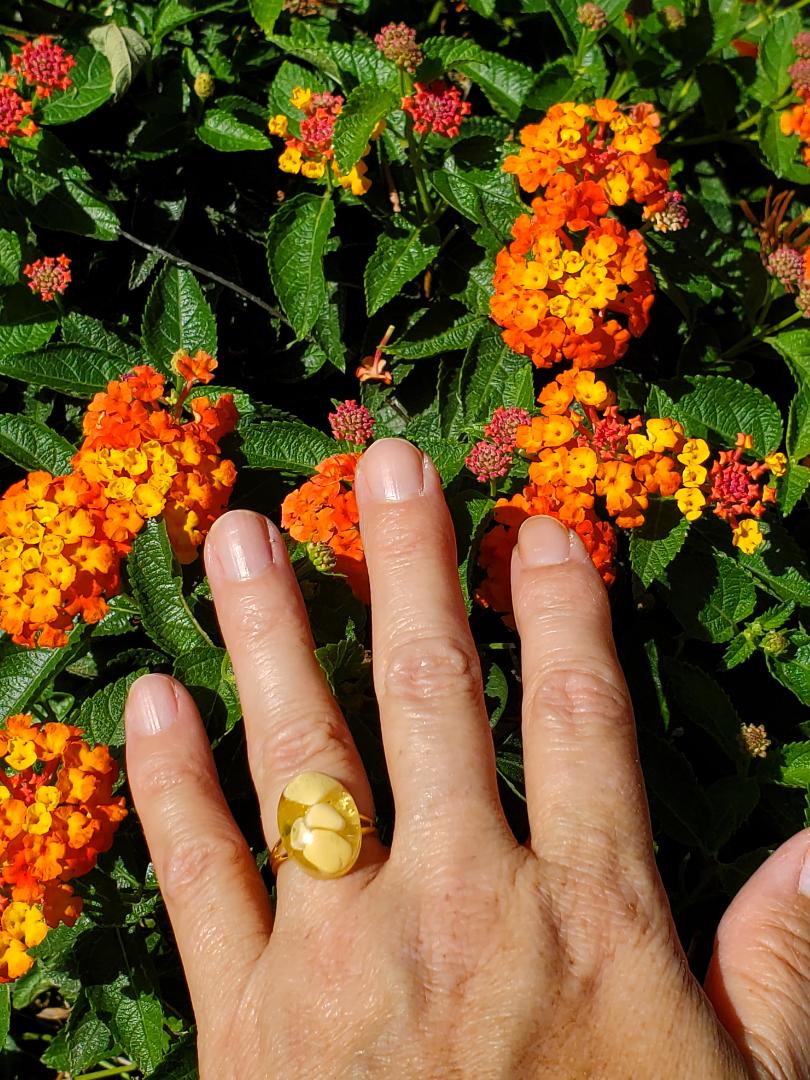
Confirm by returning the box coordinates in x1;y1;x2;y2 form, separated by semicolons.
0;0;808;1075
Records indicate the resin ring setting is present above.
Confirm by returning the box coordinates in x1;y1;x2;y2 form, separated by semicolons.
270;771;375;879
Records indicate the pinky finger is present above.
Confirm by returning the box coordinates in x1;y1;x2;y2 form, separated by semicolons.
125;675;272;1019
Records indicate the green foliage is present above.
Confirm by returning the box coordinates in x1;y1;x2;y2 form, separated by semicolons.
1;0;810;1070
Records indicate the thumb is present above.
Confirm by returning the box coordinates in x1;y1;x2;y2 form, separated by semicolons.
705;828;810;1078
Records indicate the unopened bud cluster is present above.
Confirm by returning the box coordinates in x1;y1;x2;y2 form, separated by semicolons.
739;723;771;759
577;3;608;30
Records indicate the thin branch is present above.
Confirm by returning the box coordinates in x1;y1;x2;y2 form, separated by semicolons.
119;229;288;323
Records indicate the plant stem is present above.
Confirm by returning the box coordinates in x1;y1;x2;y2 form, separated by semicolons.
74;1066;136;1080
404;126;433;222
118;229;288;323
720;309;803;360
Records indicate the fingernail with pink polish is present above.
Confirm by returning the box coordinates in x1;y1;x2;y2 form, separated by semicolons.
207;510;277;582
127;675;178;737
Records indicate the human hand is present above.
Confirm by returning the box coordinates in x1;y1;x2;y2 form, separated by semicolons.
124;439;810;1079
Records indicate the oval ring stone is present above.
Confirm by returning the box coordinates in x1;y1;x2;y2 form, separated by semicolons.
277;771;362;879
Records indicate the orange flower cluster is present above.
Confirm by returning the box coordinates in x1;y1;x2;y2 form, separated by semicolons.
491;176;655;369
0;714;126;981
268;87;382;195
0;355;237;647
280;453;370;603
780;33;810;168
503;99;673;217
475;370;785;619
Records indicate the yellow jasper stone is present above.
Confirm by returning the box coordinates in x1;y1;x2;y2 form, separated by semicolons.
277;772;362;879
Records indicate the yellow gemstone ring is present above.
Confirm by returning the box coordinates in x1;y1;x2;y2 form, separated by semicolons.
270;771;376;880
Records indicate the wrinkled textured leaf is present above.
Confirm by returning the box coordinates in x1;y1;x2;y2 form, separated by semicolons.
670;375;783;455
142;266;217;367
629;501;691;588
0;320;56;358
666;548;757;643
0;413;75;473
75;669;149;746
364;226;439;316
197;97;271;152
267;193;335;338
333;85;396;171
40;47;112;125
0;631;86;717
0;345;126;396
173;646;241;740
239;419;337;472
0;229;21;286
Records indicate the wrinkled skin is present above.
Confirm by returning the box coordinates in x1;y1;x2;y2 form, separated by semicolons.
125;439;810;1080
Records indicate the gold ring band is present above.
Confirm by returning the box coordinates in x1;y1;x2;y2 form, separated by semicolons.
271;771;375;879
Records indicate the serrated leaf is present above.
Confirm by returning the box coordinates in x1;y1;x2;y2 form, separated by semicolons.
629;500;691;588
0;414;75;473
738;521;810;605
665;659;744;764
759;110;808;183
457;50;536;120
388;314;485;359
496;750;526;800
768;633;810;706
461;322;527;423
755;10;802;103
197;98;272;152
485;661;509;726
448;489;494;610
128;519;212;657
665;547;757;643
148;1034;198;1080
88;23;150;99
268;61;329;126
776;740;810;787
0;985;9;1050
0;320;56;358
142;266;217;367
250;0;283;31
239;419;337;472
364;226;439;317
431;160;525;240
74;669;149;747
759;600;796;629
40;47;112;125
722;633;757;670
670;375;783;456
173;646;240;740
0;345;126;396
411;436;467;484
60;313;133;359
779;462;810;515
267;193;335;338
333;85;396;172
0;229;21;286
0;630;87;717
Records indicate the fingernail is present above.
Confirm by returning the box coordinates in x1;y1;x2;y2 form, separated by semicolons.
798;850;810;898
517;516;572;567
358;438;425;502
207;510;276;581
127;675;178;737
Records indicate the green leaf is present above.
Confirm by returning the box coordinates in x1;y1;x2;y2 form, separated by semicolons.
267;193;335;339
61;313;134;359
670;375;783;456
779;462;810;515
448;490;494;610
0;345;126;396
364;226;439;317
388;314;485;359
767;331;810;461
148;1033;198;1080
0;630;87;717
333;85;396;172
665;547;757;643
461;322;527;424
629;500;691;588
128;519;212;657
239;419;337;472
173;646;241;741
0;414;75;473
197;97;272;152
484;661;509;725
665;659;744;764
755;9;802;103
639;731;712;851
768;633;810;706
410;436;467;484
0;985;10;1050
706;776;760;851
0;230;21;286
457;50;536;121
142;266;217;367
0;320;56;358
776;741;810;787
496;750;526;800
249;0;284;32
88;23;150;99
722;632;758;670
759;111;809;183
75;669;149;747
431;160;525;240
40;46;112;125
738;521;810;605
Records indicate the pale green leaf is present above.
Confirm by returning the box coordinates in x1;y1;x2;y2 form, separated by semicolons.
88;23;150;99
776;740;810;787
249;0;283;32
197;97;271;152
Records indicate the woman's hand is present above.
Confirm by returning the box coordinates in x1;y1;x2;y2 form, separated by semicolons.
125;439;810;1079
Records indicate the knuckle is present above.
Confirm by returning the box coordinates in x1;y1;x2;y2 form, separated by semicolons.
384;636;482;707
159;831;247;905
516;567;608;625
524;662;629;730
259;705;354;781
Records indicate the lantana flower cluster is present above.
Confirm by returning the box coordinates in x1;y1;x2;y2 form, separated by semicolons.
23;254;72;302
268;87;382;195
0;714;126;982
0;354;237;648
491;100;686;371
474;369;785;621
0;36;75;149
780;32;810;169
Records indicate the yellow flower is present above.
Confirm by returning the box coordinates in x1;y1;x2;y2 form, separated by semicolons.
5;737;37;771
301;159;326;179
290;86;312;110
334;160;371;196
563;447;598;487
132;484;166;518
572;370;609;407
24;803;52;835
626;433;652;459
675;488;706;521
2;902;47;948
764;451;787;478
732;519;764;555
36;785;59;810
645;418;683;453
278;147;303;174
677;438;710;466
681;464;707;488
268;113;289;137
370;119;386;141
